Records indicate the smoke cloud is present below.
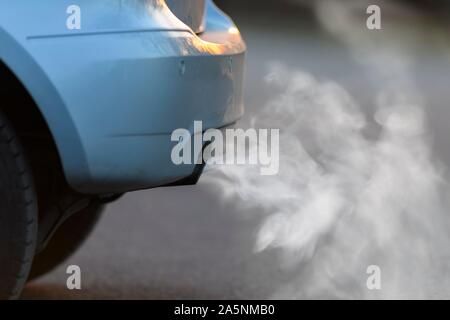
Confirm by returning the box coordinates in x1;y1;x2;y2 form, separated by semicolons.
202;0;450;299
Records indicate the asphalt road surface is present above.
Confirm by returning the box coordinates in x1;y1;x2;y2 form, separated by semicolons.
22;1;450;299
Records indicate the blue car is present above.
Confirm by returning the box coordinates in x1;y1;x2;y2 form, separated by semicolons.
0;0;245;299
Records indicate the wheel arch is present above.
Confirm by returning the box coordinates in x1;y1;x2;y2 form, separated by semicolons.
0;28;90;191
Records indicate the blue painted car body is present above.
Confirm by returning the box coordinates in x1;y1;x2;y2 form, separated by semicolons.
0;0;245;194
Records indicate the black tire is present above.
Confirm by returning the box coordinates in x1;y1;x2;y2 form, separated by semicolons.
28;203;104;281
0;111;38;299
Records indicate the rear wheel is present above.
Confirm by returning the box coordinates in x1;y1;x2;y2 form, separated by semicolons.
0;110;38;299
28;203;104;281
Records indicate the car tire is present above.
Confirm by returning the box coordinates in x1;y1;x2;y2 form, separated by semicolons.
28;203;104;281
0;111;38;300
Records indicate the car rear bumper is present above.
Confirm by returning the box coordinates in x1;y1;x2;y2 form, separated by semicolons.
51;1;246;194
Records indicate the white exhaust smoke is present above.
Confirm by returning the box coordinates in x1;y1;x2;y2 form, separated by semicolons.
202;0;450;299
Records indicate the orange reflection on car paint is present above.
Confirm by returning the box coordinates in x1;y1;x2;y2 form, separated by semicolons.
148;0;245;56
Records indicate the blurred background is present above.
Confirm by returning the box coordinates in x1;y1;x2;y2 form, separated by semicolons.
24;0;450;299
